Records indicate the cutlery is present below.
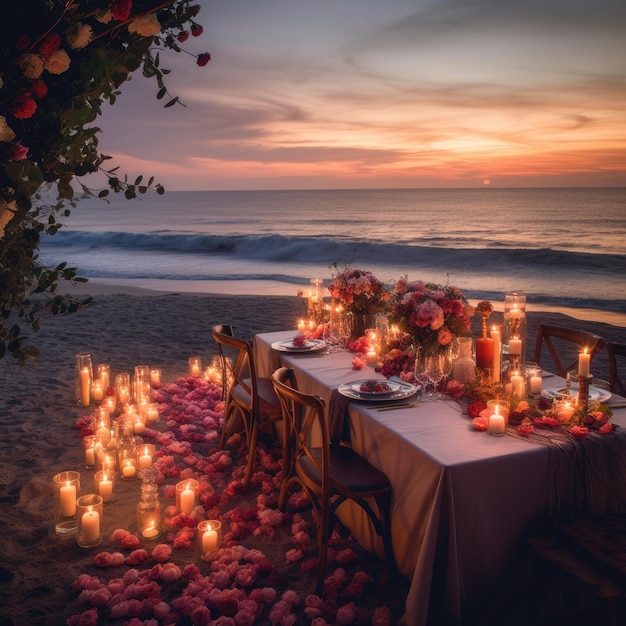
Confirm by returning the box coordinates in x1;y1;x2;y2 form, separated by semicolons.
377;402;421;412
609;402;626;409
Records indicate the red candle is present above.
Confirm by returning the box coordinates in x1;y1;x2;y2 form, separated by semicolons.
475;337;494;370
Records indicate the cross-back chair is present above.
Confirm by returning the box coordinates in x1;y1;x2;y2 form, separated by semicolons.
533;323;606;378
271;366;397;590
212;324;282;492
607;342;626;397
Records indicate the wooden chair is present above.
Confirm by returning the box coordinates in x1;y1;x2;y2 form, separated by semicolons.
607;342;626;397
212;324;282;491
271;366;397;590
534;323;605;378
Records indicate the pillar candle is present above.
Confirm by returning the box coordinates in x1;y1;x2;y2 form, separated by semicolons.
297;319;306;333
138;446;152;468
488;407;506;436
202;526;218;552
529;371;542;394
578;348;591;377
60;482;77;517
80;367;90;406
366;349;377;365
133;418;146;435
490;326;501;383
511;371;525;397
98;474;113;503
475;337;494;370
92;380;104;402
119;387;130;405
180;483;195;515
81;508;100;543
509;336;522;356
84;443;96;467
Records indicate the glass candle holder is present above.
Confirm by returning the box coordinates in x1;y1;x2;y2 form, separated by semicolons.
503;292;527;375
97;448;117;475
189;356;202;378
53;471;81;534
486;400;510;436
137;443;156;469
94;470;115;504
91;378;104;403
115;372;131;406
198;519;222;556
96;363;111;394
134;365;151;404
82;435;97;469
75;353;93;407
150;368;161;386
76;494;103;548
145;403;159;424
118;435;139;480
176;479;199;515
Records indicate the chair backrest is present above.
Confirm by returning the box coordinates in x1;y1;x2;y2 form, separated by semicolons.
533;323;606;378
607;342;626;396
271;367;329;494
212;324;256;404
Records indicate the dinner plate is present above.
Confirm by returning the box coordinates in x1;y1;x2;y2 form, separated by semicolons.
271;339;327;353
338;379;420;402
350;379;403;397
542;386;612;404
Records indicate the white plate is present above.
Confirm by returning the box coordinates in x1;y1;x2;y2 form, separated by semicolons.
542;386;612;404
338;379;420;402
271;339;327;353
350;379;403;397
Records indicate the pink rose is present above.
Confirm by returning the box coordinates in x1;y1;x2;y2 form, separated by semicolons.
151;543;172;562
437;327;453;346
336;601;357;624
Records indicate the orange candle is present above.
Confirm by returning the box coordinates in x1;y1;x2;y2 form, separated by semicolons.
475;337;494;370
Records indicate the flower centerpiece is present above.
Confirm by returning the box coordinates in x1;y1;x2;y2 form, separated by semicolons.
387;278;474;358
327;265;390;341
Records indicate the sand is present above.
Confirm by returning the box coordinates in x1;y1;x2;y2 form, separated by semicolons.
0;281;623;625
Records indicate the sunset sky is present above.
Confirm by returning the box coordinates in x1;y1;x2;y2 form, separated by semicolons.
94;0;626;190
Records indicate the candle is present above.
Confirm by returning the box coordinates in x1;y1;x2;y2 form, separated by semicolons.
202;525;218;552
509;336;522;356
97;365;110;392
297;319;306;333
133;418;146;435
81;508;100;543
102;453;116;474
119;386;130;405
150;369;161;385
60;482;77;517
578;348;591;377
490;326;501;383
180;483;195;515
508;305;522;319
189;357;201;378
366;349;377;365
122;460;136;479
529;370;542;394
487;406;506;436
138;446;153;468
92;379;104;402
98;473;113;503
95;421;110;444
80;367;90;406
556;400;576;422
475;337;494;370
143;521;159;539
510;371;525;397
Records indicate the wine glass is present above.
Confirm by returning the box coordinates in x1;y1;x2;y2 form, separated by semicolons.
424;355;445;399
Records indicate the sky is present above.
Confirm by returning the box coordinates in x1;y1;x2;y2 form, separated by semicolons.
93;0;626;191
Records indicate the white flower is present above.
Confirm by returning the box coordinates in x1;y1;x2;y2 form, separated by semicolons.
0;116;16;142
45;49;71;75
16;53;44;79
128;14;161;37
67;23;94;50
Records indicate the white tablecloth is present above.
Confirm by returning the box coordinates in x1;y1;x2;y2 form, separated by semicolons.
254;330;626;625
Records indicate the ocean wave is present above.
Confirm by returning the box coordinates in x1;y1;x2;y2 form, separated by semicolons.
41;230;626;277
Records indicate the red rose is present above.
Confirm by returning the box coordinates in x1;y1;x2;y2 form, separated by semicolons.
191;23;204;37
30;79;48;98
599;422;614;434
517;423;534;437
177;30;189;42
112;0;132;21
467;401;487;418
570;425;589;439
197;52;211;67
13;97;37;119
38;33;61;57
93;551;113;567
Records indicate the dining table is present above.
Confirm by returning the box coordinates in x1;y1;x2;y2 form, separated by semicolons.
254;329;626;626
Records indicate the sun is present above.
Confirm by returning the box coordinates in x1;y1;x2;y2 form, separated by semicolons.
482;178;491;185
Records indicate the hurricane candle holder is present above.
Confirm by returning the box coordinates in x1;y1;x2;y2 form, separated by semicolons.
137;468;163;540
198;519;222;557
115;372;131;406
75;353;93;407
83;435;97;469
118;434;139;480
76;494;103;548
134;365;151;403
53;471;80;534
176;479;199;515
96;363;111;394
486;401;509;436
189;356;202;378
503;292;527;376
137;443;156;469
94;470;115;504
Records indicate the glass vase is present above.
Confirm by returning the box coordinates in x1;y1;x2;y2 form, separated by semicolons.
75;353;93;407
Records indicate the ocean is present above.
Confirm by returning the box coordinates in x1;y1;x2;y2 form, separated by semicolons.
38;187;626;327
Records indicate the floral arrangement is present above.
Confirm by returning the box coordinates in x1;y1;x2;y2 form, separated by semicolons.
387;278;473;357
327;265;389;315
0;0;210;363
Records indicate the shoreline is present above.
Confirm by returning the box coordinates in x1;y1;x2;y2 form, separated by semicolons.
61;277;626;328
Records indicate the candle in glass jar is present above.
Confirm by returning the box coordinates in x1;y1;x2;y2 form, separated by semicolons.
488;406;506;436
366;348;377;365
180;483;195;515
98;473;113;503
297;319;306;333
81;507;100;543
509;336;522;356
133;418;146;435
92;379;104;402
119;386;130;405
578;348;591;377
138;446;153;468
511;371;525;397
143;521;159;539
122;460;136;479
60;481;77;517
529;370;542;394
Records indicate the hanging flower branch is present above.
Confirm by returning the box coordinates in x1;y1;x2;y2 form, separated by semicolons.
0;0;211;364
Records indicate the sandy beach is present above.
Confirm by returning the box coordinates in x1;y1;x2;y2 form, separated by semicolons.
0;281;624;625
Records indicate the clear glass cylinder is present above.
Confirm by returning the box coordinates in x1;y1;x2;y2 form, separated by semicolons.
137;468;162;540
189;356;202;378
117;434;139;480
75;353;93;407
198;519;222;557
115;372;131;406
134;365;151;403
77;494;103;548
83;435;97;469
96;363;111;394
503;292;527;376
53;470;80;534
176;479;199;515
137;443;156;469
